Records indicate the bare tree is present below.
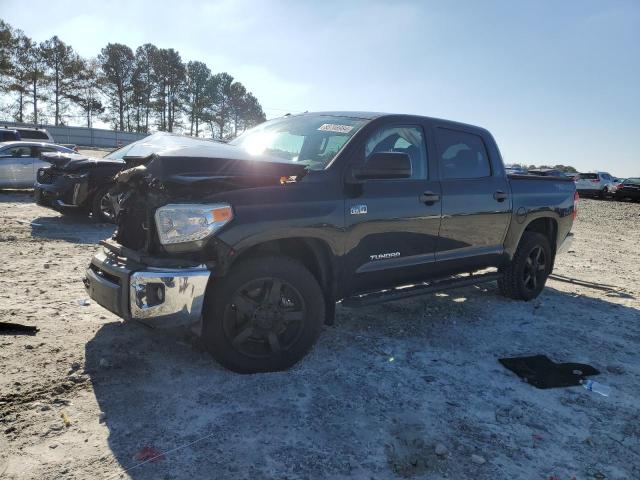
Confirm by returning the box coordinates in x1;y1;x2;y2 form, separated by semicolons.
40;36;83;125
69;58;104;128
181;60;211;136
98;43;135;130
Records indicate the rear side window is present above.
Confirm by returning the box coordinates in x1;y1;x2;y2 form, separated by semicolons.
365;125;427;179
17;129;49;140
437;128;491;179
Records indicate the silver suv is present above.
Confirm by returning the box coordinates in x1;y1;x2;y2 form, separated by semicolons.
575;171;616;198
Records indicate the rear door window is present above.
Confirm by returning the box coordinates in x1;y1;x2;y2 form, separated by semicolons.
436;128;491;179
578;173;598;180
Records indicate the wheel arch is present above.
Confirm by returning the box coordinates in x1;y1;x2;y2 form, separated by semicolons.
227;237;335;298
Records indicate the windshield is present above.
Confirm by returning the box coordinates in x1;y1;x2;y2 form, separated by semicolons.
105;143;136;160
229;115;368;170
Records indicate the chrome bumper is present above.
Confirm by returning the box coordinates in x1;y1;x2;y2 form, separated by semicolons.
556;232;575;255
85;248;211;327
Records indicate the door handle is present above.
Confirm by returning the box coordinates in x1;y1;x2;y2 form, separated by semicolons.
420;191;440;204
493;190;508;202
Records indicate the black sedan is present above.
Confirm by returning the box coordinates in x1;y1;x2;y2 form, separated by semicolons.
614;178;640;202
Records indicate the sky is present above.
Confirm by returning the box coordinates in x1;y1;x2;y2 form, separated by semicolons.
2;0;639;176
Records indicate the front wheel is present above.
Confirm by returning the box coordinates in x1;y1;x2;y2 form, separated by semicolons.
498;232;552;301
202;256;325;373
91;184;116;223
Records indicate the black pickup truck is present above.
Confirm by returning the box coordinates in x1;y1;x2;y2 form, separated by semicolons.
84;112;577;373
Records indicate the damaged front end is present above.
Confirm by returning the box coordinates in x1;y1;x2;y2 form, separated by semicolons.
34;151;124;213
85;148;307;327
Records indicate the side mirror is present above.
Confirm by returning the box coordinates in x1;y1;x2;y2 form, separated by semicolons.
352;152;412;180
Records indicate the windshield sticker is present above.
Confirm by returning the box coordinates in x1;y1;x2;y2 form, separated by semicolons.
318;123;353;134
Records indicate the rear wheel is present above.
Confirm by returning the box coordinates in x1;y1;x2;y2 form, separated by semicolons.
91;184;116;223
498;232;552;301
202;256;325;373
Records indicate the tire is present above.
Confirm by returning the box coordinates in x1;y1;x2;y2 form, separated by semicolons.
91;184;116;223
202;255;325;373
498;232;552;301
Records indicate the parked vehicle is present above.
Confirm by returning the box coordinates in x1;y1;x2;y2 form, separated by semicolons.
613;178;640;202
575;172;616;198
0;141;75;188
84;111;577;373
528;168;564;177
5;127;55;143
0;128;21;143
34;132;221;223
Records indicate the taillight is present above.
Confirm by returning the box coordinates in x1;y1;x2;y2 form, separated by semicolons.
573;191;579;220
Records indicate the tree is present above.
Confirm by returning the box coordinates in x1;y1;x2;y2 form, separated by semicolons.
228;81;247;137
181;60;211;136
98;43;135;130
204;72;234;139
24;40;47;123
131;43;157;133
69;58;104;128
0;19;14;81
40;36;83;125
242;92;266;130
150;48;185;132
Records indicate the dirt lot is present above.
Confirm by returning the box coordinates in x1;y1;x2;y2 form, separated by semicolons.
0;193;638;480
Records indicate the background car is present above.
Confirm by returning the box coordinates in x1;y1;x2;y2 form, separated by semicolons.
0;128;21;142
9;127;55;143
575;171;616;198
0;141;75;188
613;178;640;202
527;168;564;176
34;132;220;222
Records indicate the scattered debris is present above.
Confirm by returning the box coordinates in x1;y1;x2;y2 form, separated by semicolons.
16;219;43;227
471;454;486;465
133;445;165;463
60;411;72;427
581;379;612;397
499;355;599;389
435;443;448;456
76;299;91;307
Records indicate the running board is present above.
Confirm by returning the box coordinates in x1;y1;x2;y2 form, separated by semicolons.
341;272;501;308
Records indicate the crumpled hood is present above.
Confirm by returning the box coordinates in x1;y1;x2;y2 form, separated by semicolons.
118;143;307;186
41;151;124;172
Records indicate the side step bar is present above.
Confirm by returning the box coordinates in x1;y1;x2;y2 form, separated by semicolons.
341;272;501;308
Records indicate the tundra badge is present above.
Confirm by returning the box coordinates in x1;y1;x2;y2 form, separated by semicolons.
350;204;368;215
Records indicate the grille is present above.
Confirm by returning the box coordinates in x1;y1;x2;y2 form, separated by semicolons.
37;169;56;184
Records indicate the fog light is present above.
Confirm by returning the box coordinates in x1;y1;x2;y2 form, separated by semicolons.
156;285;165;303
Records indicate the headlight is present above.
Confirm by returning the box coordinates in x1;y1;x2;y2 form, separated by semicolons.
154;203;233;245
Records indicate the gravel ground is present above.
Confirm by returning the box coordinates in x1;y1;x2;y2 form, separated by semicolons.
0;194;638;480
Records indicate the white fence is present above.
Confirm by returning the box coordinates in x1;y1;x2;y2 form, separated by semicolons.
1;121;149;148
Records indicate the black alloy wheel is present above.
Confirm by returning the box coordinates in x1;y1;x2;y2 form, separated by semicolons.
222;277;306;359
522;245;547;294
203;255;325;373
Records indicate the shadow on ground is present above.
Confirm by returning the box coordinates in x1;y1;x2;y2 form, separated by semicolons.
85;285;640;479
29;215;115;244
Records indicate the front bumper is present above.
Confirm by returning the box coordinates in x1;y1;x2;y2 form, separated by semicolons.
84;246;211;328
35;171;89;209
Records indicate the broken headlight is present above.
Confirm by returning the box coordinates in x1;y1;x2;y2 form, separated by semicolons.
154;203;233;246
